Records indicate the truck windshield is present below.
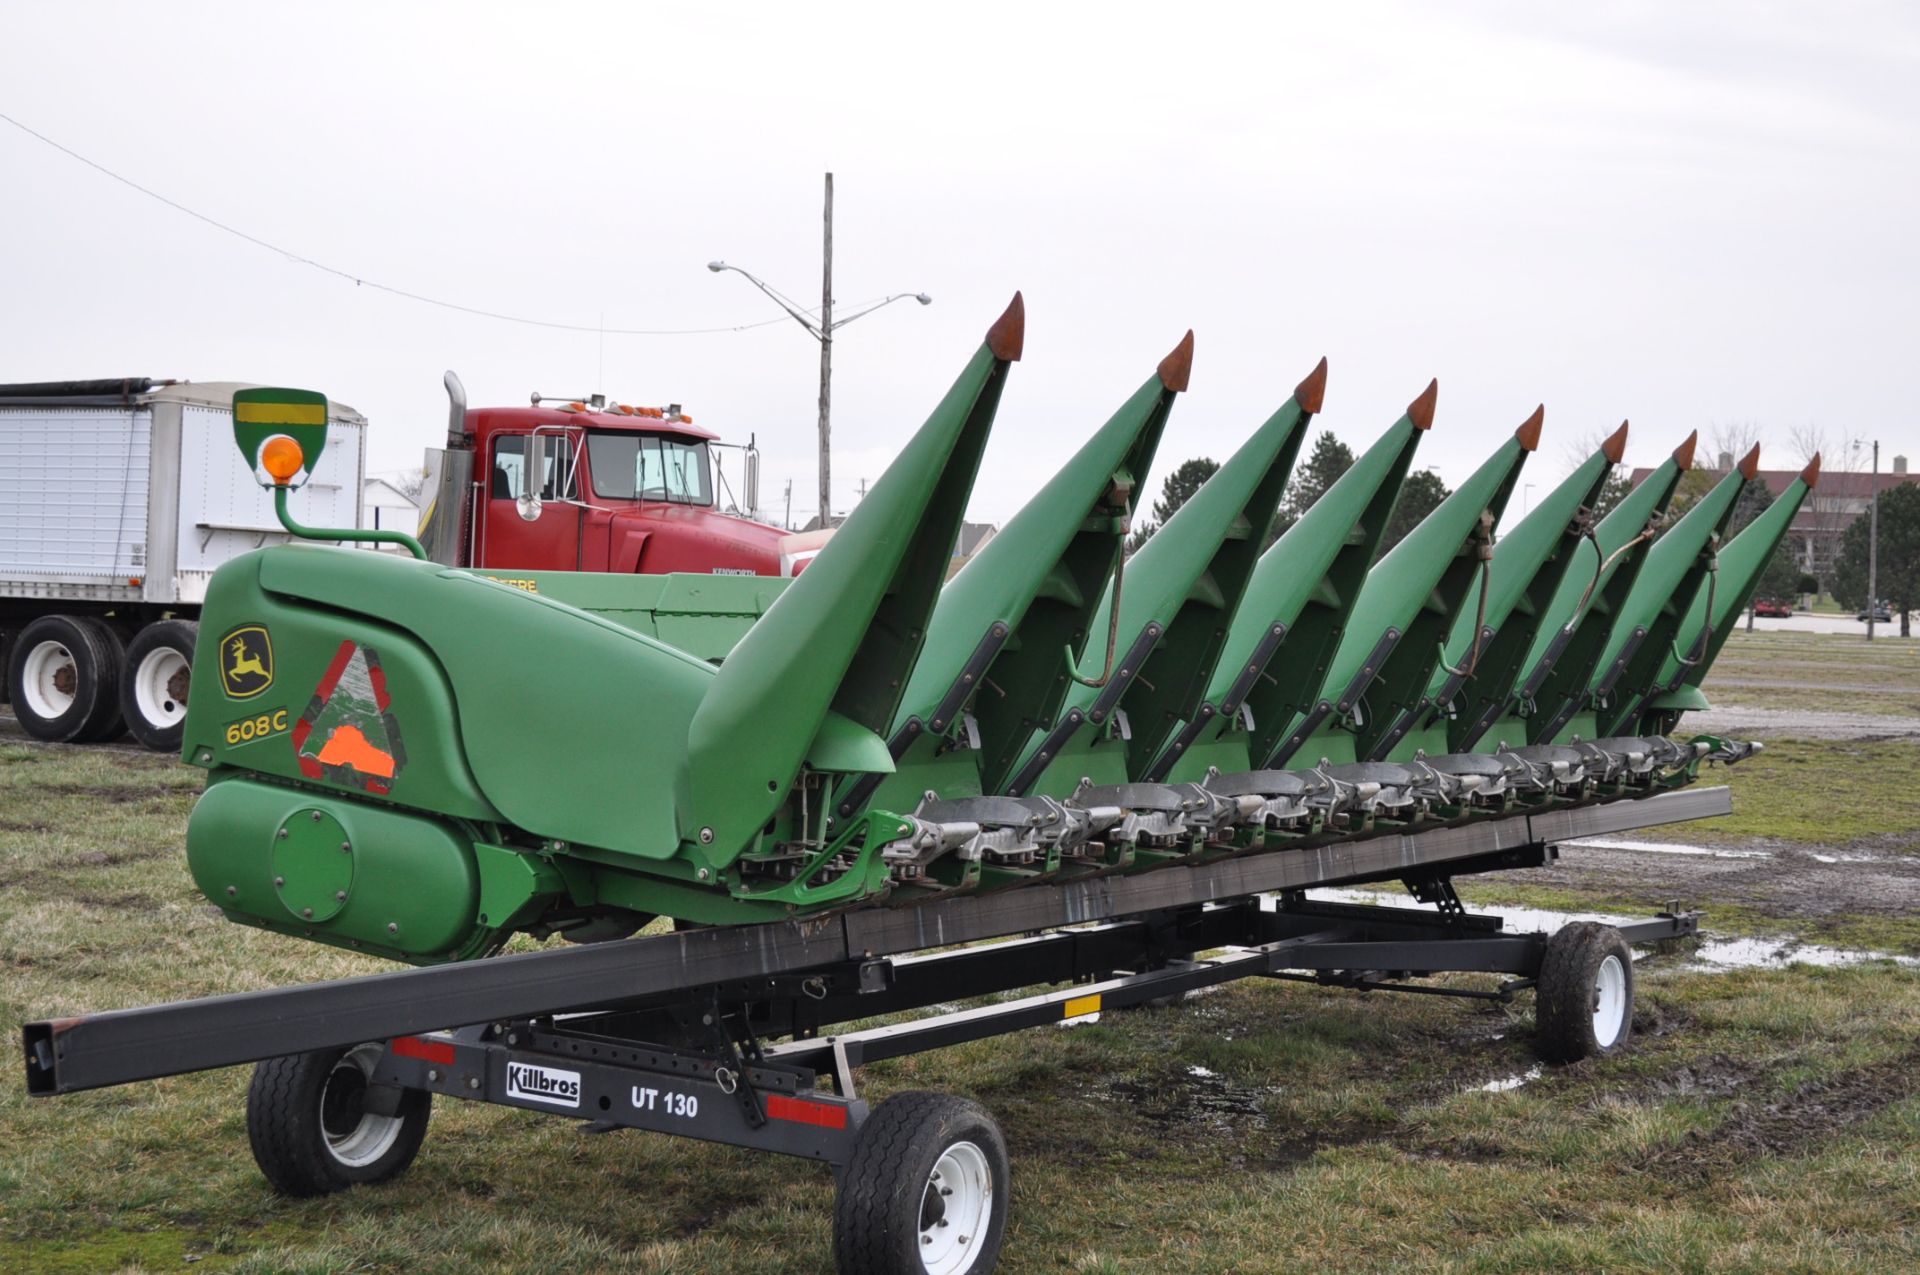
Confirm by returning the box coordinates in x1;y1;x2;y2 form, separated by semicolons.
587;432;713;505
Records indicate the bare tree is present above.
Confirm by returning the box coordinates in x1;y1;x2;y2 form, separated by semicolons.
1706;420;1764;472
391;466;430;504
1556;425;1631;520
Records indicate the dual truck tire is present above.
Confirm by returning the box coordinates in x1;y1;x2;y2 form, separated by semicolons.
4;616;197;751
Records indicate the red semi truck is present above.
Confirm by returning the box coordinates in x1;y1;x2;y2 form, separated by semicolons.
0;373;811;751
422;372;820;576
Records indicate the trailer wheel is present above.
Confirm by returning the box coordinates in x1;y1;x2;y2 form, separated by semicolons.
120;620;198;751
6;616;125;744
834;1091;1009;1275
246;1043;432;1197
1535;922;1634;1064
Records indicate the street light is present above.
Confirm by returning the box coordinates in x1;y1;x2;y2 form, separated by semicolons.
708;173;932;529
1853;438;1881;639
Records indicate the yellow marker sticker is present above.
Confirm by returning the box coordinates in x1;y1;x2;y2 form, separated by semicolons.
235;400;327;426
1062;993;1102;1019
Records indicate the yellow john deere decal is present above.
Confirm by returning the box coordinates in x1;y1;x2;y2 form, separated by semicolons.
218;625;274;699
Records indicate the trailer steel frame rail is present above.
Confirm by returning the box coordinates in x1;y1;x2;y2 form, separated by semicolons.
24;785;1726;1097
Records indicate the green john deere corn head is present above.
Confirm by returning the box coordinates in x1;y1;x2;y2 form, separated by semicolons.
183;297;1813;962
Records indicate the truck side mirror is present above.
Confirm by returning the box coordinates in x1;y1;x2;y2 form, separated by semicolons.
744;437;761;520
519;432;546;522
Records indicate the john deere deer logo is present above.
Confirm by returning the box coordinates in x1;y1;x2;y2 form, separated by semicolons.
219;625;273;699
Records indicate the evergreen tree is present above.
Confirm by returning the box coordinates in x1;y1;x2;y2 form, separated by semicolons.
1128;457;1219;551
1266;430;1354;546
1376;469;1452;559
1833;481;1920;636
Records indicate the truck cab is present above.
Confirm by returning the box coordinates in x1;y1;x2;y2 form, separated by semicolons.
458;396;801;576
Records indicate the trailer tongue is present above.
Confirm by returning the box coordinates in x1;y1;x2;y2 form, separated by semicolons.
24;295;1806;1274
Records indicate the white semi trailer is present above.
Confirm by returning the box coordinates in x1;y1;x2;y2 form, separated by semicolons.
0;378;365;749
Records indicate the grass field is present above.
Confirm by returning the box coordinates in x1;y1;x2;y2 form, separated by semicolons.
3;627;1919;1272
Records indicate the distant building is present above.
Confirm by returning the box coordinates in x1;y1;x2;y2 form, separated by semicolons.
1628;450;1914;581
361;477;420;533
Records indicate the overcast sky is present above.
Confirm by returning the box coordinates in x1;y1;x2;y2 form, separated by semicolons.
5;2;1917;526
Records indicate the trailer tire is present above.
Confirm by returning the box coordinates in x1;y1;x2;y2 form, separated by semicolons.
246;1043;432;1197
120;620;198;751
6;615;125;744
834;1091;1009;1275
1536;922;1634;1064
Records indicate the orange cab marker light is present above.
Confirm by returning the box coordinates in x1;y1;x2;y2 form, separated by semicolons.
260;435;304;485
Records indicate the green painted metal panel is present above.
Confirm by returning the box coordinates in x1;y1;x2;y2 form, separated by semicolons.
686;298;1023;857
1163;394;1431;781
1582;449;1755;738
1632;462;1817;733
1486;437;1694;748
875;336;1190;809
1007;361;1321;795
1271;410;1532;767
249;545;717;862
465;570;790;662
1395;423;1625;756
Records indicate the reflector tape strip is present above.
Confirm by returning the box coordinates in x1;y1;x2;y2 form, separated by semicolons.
766;1093;849;1129
1062;993;1102;1019
236;401;327;425
391;1034;456;1065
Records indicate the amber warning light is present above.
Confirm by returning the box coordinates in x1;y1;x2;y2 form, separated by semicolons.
259;435;305;486
231;387;330;490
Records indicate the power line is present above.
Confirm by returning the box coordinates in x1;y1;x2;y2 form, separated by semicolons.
0;110;794;338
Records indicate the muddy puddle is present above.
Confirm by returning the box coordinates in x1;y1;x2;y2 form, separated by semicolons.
1563;835;1770;860
1295;887;1919;972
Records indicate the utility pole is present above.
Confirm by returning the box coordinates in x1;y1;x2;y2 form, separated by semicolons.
818;173;834;529
783;478;793;532
708;182;931;532
1868;439;1881;641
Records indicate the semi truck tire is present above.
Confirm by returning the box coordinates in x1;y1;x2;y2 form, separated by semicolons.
120;620;199;752
6;615;126;744
247;1043;432;1197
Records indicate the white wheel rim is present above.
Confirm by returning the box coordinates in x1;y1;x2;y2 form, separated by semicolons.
20;639;79;720
919;1139;993;1275
1592;953;1628;1048
132;646;191;729
321;1044;405;1168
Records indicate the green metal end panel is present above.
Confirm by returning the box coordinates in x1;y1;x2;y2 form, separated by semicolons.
183;550;500;823
246;544;717;863
687;301;1021;859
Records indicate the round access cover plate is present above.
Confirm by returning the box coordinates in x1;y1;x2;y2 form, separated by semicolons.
271;808;355;922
